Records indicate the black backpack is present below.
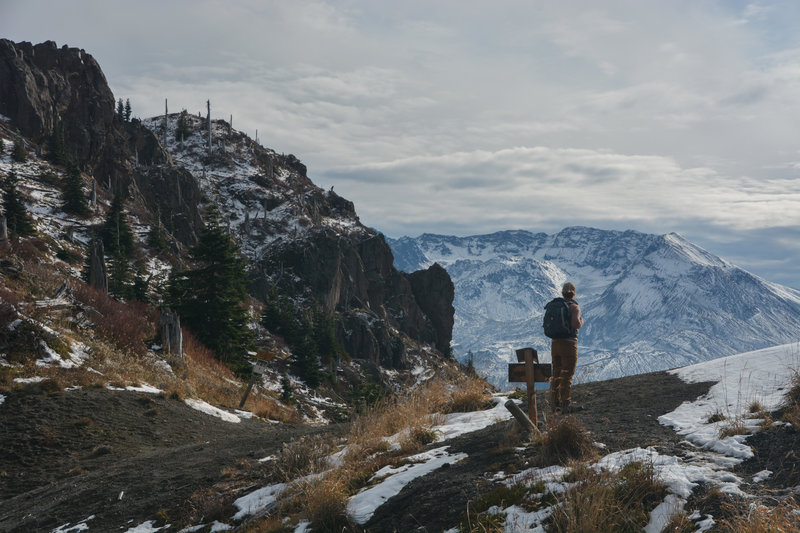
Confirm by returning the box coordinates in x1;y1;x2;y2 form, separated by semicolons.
542;298;574;339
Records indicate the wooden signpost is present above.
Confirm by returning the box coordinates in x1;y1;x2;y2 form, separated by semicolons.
239;359;269;409
508;347;552;428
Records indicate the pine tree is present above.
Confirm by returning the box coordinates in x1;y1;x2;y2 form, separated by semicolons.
101;193;135;257
124;99;132;122
61;161;90;216
167;205;254;375
116;98;124;121
11;137;26;163
0;138;6;156
46;121;70;166
2;171;36;237
108;251;135;300
132;266;149;302
147;212;168;252
175;109;190;142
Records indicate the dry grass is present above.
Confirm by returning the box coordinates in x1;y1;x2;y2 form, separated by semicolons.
715;501;800;532
718;416;750;439
280;373;490;530
539;415;599;465
297;471;358;532
782;403;800;429
548;461;667;533
271;434;336;483
445;375;494;413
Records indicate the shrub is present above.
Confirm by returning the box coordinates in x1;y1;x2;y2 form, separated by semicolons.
72;282;157;356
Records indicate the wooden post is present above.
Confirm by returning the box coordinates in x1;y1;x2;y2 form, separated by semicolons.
240;360;268;409
509;347;551;430
524;349;537;427
504;399;540;437
239;375;256;409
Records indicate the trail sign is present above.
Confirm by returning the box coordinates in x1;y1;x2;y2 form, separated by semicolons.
253;359;269;376
507;347;552;427
508;362;552;383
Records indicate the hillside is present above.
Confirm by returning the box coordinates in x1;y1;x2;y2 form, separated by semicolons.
2;343;799;531
388;228;800;388
0;38;460;412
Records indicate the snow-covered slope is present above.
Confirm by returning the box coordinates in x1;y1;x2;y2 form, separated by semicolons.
388;228;800;388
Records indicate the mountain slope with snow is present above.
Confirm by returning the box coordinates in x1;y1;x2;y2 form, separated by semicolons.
388;228;800;387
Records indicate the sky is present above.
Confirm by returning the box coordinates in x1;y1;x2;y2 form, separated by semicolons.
2;0;800;288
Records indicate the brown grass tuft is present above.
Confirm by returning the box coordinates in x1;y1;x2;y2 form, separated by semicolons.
716;501;800;532
298;471;358;533
540;416;598;465
549;461;667;533
271;434;336;483
445;376;493;414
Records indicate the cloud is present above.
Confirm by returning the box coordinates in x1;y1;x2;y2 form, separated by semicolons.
3;0;800;286
325;146;800;235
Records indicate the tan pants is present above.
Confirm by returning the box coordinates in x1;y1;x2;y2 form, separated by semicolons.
550;339;577;405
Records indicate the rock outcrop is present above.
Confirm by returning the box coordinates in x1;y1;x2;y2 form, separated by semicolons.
0;39;203;245
0;39;456;373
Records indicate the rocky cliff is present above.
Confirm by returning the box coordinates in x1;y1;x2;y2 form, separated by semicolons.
0;39;455;376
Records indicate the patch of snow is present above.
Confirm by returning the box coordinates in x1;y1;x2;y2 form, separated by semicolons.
752;469;772;483
51;515;95;532
0;394;5;405
185;398;241;423
233;482;287;520
14;376;45;383
347;446;467;524
123;521;170;533
644;494;686;533
660;342;800;461
433;397;512;442
501;504;551;532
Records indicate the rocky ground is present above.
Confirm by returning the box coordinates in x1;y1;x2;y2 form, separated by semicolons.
1;370;797;532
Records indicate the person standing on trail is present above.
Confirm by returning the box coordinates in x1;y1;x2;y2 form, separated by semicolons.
543;282;584;414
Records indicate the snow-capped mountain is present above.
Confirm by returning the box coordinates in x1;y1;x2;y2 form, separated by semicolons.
388;228;800;388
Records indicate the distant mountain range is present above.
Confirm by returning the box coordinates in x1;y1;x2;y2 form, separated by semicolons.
388;228;800;388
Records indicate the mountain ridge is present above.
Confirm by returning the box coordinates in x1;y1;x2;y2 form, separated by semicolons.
388;227;800;388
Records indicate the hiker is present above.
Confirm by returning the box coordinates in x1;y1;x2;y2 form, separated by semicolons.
544;282;584;414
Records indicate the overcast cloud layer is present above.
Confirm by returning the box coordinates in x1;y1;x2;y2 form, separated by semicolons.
2;0;799;288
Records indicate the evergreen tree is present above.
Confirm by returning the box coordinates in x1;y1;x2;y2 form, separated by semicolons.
116;98;124;121
132;266;150;302
12;137;26;163
108;251;135;300
175;109;190;142
0;138;6;156
147;213;168;252
101;193;135;257
61;161;90;216
46;121;70;166
313;309;344;365
167;205;254;375
2;170;36;237
124;99;132;122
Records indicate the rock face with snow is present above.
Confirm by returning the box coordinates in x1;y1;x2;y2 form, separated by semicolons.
0;39;455;375
388;228;800;387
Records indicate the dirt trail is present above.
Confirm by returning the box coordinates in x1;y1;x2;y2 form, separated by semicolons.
0;371;721;532
0;387;339;532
